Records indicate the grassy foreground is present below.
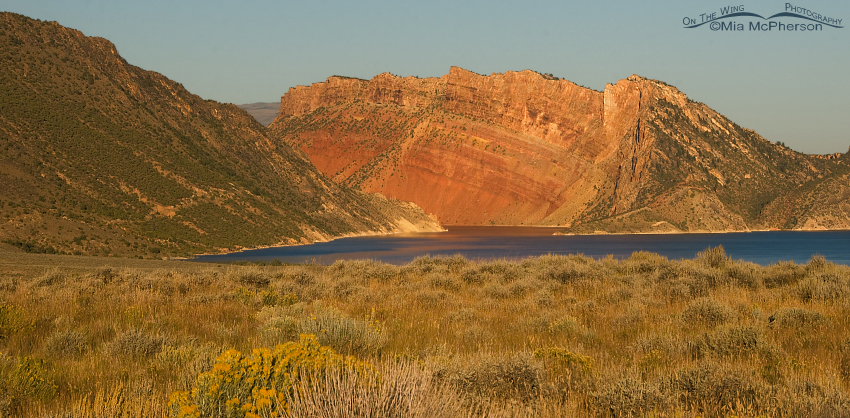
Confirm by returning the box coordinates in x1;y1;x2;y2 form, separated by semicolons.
0;247;849;417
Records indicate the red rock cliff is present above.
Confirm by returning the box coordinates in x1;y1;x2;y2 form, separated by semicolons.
269;67;844;232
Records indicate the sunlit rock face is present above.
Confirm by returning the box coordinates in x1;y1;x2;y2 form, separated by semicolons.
271;67;850;233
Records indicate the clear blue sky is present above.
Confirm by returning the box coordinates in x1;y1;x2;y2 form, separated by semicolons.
3;0;849;154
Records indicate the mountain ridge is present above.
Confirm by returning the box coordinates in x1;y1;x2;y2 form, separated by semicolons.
269;67;850;233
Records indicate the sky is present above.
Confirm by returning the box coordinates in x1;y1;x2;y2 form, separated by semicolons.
2;0;849;154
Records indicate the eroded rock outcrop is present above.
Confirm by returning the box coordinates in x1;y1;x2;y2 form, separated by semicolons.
270;67;850;233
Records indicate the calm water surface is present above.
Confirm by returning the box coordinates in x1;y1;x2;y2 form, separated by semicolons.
192;227;850;265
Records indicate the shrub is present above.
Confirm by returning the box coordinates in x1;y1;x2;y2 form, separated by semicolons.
442;254;471;272
622;251;669;275
260;288;279;306
414;288;454;309
548;315;598;345
690;325;780;360
233;287;255;306
260;317;300;347
459;266;486;285
664;363;772;416
796;272;850;302
447;308;478;324
427;272;461;292
458;324;493;345
535;288;555;307
638;349;665;379
681;298;735;328
535;347;594;394
728;260;762;289
603;286;634;304
476;259;521;282
299;304;386;357
664;277;698;301
763;262;806;288
256;305;303;346
329;259;398;283
695;245;729;269
92;266;118;284
0;277;16;292
433;352;541;402
506;277;541;297
403;255;447;277
541;259;598;284
806;255;828;273
480;282;510;299
281;268;316;286
105;328;165;358
279;292;298;306
612;305;646;332
45;329;88;358
405;254;468;275
168;334;372;418
229;266;270;287
588;376;666;418
656;262;723;300
548;315;583;335
35;267;66;287
768;307;826;329
329;278;356;300
776;380;850;418
152;344;220;391
633;334;686;359
677;260;730;291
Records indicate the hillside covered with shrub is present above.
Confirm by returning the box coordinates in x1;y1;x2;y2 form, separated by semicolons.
0;12;440;258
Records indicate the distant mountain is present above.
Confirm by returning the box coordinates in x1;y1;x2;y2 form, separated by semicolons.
237;102;280;126
0;13;440;257
269;67;850;233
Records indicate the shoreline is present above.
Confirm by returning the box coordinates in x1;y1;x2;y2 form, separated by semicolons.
184;224;447;259
557;227;850;236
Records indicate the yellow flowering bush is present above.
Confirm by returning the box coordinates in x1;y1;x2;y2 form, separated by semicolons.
0;303;28;340
168;334;372;418
0;354;57;415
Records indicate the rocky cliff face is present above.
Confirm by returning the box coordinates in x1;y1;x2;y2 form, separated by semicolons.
270;67;850;232
280;73;444;116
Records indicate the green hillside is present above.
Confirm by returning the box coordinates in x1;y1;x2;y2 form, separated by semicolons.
0;13;439;258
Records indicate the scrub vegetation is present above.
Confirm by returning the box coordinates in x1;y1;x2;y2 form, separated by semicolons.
1;247;849;417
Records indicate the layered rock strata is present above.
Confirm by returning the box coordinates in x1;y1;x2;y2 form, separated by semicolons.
271;67;850;232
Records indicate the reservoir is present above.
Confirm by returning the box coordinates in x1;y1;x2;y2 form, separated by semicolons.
191;227;850;265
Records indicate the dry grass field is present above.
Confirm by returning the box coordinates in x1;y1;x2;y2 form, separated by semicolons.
1;247;849;417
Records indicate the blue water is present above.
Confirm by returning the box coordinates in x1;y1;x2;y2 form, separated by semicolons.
191;227;850;265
